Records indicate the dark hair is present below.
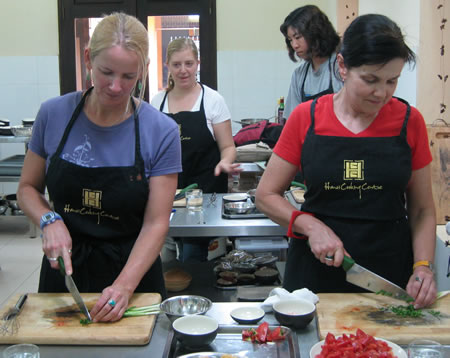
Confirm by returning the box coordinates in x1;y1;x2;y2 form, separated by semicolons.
340;14;416;69
280;5;340;62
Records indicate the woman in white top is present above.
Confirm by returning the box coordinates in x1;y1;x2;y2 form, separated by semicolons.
151;38;241;262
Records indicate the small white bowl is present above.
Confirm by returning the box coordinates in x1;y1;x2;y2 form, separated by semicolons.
173;315;218;348
223;193;248;202
230;306;265;324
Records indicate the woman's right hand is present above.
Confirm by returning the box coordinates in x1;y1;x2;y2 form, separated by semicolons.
41;220;73;275
297;215;348;267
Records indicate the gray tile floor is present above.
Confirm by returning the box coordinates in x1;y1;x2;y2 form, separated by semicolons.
0;216;41;309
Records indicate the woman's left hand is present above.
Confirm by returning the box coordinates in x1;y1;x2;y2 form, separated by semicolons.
406;266;437;308
214;161;242;176
89;285;132;322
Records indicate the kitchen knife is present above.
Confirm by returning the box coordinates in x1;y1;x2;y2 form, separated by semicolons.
342;255;414;302
58;256;92;321
174;183;198;201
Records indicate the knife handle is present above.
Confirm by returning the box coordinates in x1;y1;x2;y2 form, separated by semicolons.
58;256;66;276
342;255;355;272
179;183;198;194
290;181;307;190
15;294;28;311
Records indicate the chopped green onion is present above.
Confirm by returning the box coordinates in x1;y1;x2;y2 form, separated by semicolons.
123;303;160;317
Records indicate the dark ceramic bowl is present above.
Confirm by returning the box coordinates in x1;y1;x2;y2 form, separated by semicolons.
160;295;212;323
273;299;316;329
172;315;218;348
230;306;265;324
254;267;279;284
237;273;256;285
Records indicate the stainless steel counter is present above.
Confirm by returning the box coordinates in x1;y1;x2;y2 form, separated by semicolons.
169;193;286;237
0;302;319;357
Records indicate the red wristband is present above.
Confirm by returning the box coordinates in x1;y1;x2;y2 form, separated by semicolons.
287;210;313;239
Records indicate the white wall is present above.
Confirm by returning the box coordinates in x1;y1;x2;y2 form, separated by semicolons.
0;0;422;194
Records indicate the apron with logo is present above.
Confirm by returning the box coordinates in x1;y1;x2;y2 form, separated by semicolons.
283;97;414;293
159;84;227;193
39;87;166;297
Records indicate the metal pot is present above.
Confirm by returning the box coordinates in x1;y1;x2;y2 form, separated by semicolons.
224;201;256;215
233;118;268;127
5;194;20;211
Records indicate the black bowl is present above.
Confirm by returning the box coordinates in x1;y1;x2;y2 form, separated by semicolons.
5;194;20;211
273;299;316;329
254;267;279;284
172;315;218;348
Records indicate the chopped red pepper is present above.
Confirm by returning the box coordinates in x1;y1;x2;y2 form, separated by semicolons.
241;322;286;344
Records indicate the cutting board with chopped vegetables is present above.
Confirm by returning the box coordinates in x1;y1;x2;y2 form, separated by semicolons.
316;293;450;344
0;293;161;345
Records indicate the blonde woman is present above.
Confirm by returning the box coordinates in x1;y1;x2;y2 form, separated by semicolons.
151;38;240;262
17;12;182;322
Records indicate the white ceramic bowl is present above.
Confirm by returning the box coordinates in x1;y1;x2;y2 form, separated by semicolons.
230;306;265;324
223;193;248;203
172;315;219;348
273;298;316;329
310;337;407;358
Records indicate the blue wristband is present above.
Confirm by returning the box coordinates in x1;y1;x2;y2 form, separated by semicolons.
40;211;63;230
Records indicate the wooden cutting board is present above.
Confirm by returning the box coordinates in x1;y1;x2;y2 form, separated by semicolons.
427;124;449;224
0;293;161;345
316;293;450;344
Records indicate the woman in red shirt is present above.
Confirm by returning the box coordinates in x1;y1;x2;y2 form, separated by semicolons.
256;14;437;308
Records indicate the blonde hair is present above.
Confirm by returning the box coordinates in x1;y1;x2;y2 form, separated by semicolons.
88;12;149;105
166;38;199;92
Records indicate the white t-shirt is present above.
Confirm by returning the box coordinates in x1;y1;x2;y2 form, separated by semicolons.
150;84;231;138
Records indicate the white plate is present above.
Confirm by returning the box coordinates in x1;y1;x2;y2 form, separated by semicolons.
310;337;407;358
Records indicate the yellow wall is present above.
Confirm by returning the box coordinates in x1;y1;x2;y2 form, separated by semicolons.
0;0;58;56
216;0;337;51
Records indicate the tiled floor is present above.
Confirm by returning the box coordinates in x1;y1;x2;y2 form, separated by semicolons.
0;216;41;309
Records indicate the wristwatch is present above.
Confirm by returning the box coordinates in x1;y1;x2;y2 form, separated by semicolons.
40;211;63;230
413;260;434;272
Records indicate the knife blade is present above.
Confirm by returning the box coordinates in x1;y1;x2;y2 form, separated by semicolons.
174;183;198;201
342;255;414;302
58;257;92;321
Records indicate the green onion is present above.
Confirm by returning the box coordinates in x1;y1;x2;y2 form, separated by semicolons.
123;303;160;317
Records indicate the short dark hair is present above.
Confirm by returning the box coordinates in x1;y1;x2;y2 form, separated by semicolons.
280;5;340;62
340;14;416;69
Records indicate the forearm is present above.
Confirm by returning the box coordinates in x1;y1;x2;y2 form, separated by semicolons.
219;145;236;164
113;221;168;297
17;184;52;227
409;207;436;263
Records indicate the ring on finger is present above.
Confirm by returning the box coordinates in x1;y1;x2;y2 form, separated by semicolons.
68;249;72;254
324;254;334;261
415;276;423;283
108;299;116;307
47;257;58;261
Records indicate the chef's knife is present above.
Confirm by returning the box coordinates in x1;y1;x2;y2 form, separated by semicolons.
174;183;198;201
342;255;414;302
58;256;92;321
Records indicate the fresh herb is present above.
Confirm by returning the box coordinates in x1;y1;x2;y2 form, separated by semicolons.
80;318;93;326
376;289;393;297
375;290;414;302
123;304;160;317
429;310;441;317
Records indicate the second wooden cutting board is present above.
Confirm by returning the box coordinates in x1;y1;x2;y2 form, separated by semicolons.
0;293;161;345
316;293;450;345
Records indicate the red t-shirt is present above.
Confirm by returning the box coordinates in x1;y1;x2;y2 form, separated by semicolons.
274;95;432;171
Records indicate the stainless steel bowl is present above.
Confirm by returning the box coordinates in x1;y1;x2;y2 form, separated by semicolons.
224;201;255;215
160;295;212;323
10;125;32;137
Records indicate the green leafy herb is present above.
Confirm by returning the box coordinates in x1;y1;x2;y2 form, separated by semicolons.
375;290;414;303
80;318;93;326
429;310;441;317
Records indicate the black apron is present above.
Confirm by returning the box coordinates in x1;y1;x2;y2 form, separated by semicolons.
159;83;227;193
301;58;334;103
39;87;166;298
283;97;414;293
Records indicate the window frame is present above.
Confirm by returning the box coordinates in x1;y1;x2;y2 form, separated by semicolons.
57;0;217;97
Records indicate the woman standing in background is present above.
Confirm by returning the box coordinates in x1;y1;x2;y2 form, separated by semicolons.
151;38;240;262
280;5;343;120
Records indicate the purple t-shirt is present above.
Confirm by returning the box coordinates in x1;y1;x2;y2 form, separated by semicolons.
29;91;182;178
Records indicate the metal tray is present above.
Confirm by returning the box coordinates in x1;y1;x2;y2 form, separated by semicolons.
162;324;300;358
